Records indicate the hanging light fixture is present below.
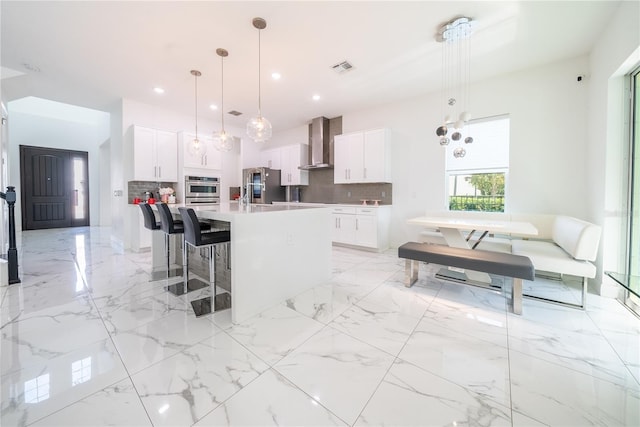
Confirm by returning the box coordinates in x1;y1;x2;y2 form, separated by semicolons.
189;69;207;157
435;17;474;158
212;48;234;152
246;17;272;143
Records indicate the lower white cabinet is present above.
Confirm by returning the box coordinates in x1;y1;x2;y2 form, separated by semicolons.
331;206;390;251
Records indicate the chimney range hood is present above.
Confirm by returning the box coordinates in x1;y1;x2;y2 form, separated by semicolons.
299;116;333;170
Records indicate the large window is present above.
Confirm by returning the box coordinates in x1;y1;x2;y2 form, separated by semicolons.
446;115;510;212
628;67;640;277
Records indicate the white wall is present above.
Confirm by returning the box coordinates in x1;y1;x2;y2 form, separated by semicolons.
334;55;590;248
7;109;109;230
588;0;640;295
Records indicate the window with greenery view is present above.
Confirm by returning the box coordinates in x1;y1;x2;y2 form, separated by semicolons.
445;115;510;212
449;172;505;212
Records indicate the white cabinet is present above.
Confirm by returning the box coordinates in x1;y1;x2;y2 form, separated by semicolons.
132;126;178;182
179;132;222;170
260;149;281;170
334;128;391;184
331;207;357;244
331;205;390;251
280;144;309;186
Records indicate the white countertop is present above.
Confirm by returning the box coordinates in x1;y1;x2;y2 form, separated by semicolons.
272;201;391;208
166;202;329;222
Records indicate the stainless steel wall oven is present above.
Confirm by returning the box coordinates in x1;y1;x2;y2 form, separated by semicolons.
185;176;220;204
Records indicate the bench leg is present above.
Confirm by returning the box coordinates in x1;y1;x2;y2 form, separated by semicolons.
404;259;418;287
512;278;523;315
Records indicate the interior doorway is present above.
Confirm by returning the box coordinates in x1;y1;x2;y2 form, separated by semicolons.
20;145;90;230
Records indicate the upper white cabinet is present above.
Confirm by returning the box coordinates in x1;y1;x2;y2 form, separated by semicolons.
280;144;309;186
334;128;391;184
132;125;178;182
179;132;222;170
259;148;281;170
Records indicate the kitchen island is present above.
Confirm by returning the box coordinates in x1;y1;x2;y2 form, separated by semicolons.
157;202;332;323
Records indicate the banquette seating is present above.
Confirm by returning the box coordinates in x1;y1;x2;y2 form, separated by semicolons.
416;211;601;309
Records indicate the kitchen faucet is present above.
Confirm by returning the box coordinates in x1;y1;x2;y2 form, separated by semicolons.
240;178;264;206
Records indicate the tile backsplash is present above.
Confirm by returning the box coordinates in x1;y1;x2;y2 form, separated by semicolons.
127;181;177;204
293;169;392;205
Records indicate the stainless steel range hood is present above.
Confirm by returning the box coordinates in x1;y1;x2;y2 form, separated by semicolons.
299;117;333;170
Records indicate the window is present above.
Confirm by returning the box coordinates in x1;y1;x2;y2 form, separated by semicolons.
445;115;510;212
627;67;640;277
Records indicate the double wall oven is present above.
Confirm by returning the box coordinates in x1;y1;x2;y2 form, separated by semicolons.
185;176;220;204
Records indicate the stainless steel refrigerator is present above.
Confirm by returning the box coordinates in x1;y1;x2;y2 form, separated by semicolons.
242;167;286;204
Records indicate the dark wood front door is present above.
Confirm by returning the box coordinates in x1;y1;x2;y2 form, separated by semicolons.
20;145;90;230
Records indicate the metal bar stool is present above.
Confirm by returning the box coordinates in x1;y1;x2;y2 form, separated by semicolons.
178;207;231;316
139;203;167;280
157;203;210;296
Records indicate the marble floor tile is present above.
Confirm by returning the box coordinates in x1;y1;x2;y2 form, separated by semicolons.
0;338;128;427
274;326;395;425
358;277;434;318
225;304;325;366
420;298;508;347
195;369;347;426
131;333;269;426
29;378;152;427
330;300;422;356
5;227;640;427
398;316;511;406
1;297;109;376
284;281;360;324
98;290;191;334
507;309;640;389
110;310;220;375
434;281;508;313
355;359;511;426
509;350;640;426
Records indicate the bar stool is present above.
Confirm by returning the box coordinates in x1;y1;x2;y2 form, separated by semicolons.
139;203;161;231
178;207;231;316
156;203;209;296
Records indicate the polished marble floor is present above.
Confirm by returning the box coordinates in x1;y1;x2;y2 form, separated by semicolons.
1;227;639;426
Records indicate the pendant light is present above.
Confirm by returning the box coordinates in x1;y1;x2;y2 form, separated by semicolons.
189;69;207;157
212;48;234;152
435;17;474;158
246;17;272;143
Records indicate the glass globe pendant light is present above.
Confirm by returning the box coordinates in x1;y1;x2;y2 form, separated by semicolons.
188;70;207;157
212;48;234;152
435;17;474;158
246;17;272;143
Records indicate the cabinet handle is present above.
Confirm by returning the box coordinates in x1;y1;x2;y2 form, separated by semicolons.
356;218;359;230
158;166;162;178
364;168;367;179
344;169;348;180
154;166;157;178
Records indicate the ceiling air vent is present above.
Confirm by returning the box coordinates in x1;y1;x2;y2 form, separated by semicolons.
227;110;242;116
331;61;354;74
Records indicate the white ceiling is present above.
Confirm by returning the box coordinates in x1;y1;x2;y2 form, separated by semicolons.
0;1;621;132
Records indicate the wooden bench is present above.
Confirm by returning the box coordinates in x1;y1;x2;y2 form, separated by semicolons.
398;242;535;314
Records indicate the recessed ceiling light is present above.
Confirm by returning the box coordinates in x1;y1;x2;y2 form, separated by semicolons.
272;72;281;80
210;104;218;110
153;87;165;94
312;94;320;101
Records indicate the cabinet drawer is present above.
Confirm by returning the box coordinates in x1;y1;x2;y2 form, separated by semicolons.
331;207;357;214
356;207;377;216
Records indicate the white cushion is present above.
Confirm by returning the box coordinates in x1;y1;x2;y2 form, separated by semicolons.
511;239;596;278
552;216;601;261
